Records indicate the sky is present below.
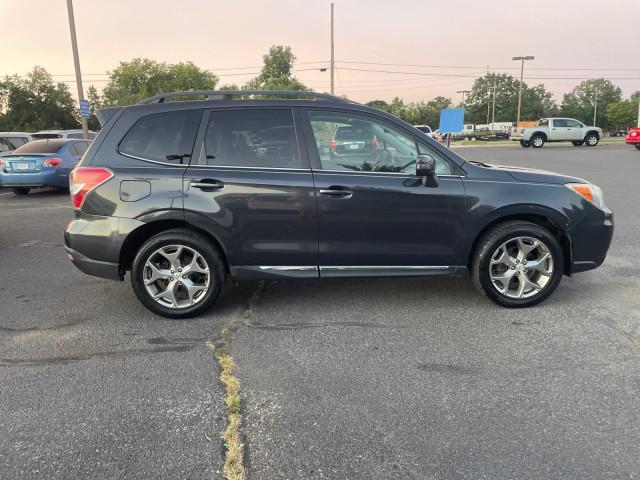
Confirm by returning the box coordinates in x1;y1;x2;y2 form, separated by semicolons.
1;0;638;105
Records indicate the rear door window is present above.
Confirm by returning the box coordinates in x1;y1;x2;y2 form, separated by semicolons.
203;109;300;168
119;109;202;164
553;119;568;128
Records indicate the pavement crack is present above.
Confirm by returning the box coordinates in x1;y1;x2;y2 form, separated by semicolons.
0;345;193;367
207;280;266;480
244;320;402;330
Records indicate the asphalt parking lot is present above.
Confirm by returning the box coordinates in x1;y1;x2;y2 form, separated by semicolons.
1;142;639;479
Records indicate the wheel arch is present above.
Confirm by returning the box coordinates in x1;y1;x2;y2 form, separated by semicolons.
584;130;600;139
465;207;572;276
531;131;547;141
119;219;230;277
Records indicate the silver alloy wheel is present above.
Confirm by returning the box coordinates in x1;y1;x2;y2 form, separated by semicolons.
532;136;544;147
143;244;210;309
587;135;598;146
489;236;554;299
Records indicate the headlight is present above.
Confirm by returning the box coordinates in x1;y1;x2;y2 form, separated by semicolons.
566;183;606;209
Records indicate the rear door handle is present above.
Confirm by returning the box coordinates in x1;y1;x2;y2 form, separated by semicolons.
318;187;352;198
190;180;224;190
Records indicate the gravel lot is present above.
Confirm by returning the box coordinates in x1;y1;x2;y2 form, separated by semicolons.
1;142;638;479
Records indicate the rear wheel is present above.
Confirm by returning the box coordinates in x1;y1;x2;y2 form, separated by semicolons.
635;144;640;151
472;221;564;308
131;229;225;318
585;133;599;147
531;135;545;148
572;140;584;146
520;140;530;148
11;187;30;195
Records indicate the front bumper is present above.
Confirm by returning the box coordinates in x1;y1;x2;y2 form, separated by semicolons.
64;213;144;280
568;207;614;273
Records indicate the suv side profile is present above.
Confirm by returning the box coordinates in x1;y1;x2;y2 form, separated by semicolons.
64;91;613;318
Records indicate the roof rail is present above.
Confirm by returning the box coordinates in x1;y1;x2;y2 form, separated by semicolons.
137;90;349;105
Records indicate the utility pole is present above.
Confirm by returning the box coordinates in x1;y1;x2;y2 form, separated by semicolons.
457;90;470;106
330;2;334;95
512;56;534;129
593;88;599;126
637;97;640;127
66;0;88;139
491;78;497;123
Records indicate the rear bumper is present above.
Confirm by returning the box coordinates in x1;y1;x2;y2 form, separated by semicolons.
568;207;614;273
0;170;69;188
65;245;121;280
64;213;144;280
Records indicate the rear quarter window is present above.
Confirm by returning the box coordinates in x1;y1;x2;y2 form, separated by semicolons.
119;109;202;164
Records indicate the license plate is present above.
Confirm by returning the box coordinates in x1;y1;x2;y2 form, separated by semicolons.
349;143;359;150
15;163;30;170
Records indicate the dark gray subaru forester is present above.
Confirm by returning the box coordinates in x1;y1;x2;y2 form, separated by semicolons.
64;90;613;318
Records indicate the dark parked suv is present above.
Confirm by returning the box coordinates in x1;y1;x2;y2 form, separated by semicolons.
64;90;613;318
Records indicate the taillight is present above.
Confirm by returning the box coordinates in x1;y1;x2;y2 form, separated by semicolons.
69;167;113;209
43;157;62;168
330;139;337;152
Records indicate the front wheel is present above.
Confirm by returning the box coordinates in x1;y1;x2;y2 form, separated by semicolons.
585;133;599;147
11;187;30;195
520;140;530;148
131;229;225;318
531;135;545;148
572;140;584;146
471;221;564;308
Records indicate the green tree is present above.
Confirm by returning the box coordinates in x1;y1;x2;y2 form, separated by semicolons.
560;79;622;128
465;73;557;125
0;66;78;131
101;58;218;106
246;45;307;91
607;99;639;130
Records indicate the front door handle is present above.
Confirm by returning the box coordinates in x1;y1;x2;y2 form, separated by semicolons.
318;187;352;198
190;180;224;190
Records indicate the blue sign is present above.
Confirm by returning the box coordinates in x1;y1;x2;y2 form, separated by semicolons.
438;108;465;134
79;99;91;118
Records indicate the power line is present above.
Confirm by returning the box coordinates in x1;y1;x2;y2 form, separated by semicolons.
336;60;640;72
335;66;640;81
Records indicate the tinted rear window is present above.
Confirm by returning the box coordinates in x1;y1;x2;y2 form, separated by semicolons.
13;140;66;154
0;137;28;152
119;110;202;163
32;133;62;139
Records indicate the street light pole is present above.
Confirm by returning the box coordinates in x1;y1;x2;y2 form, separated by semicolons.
330;2;334;95
593;88;599;126
512;56;534;129
66;0;88;139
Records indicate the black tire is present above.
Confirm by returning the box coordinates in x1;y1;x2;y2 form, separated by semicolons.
634;144;640;151
131;229;225;319
584;133;599;147
571;140;584;146
520;140;530;148
531;135;545;148
471;221;564;308
11;187;30;195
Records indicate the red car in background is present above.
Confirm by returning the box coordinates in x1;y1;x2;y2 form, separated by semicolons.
626;128;640;150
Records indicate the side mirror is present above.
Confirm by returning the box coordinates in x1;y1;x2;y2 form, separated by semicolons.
416;154;436;177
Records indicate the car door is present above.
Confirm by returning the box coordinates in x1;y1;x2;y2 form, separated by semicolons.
550;119;572;140
301;108;466;276
565;119;585;140
183;107;318;279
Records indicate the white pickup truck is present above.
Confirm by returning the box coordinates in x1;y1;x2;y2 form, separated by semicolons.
517;118;602;148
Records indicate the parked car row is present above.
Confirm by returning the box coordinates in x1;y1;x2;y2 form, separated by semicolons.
0;130;97;156
0;133;93;194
